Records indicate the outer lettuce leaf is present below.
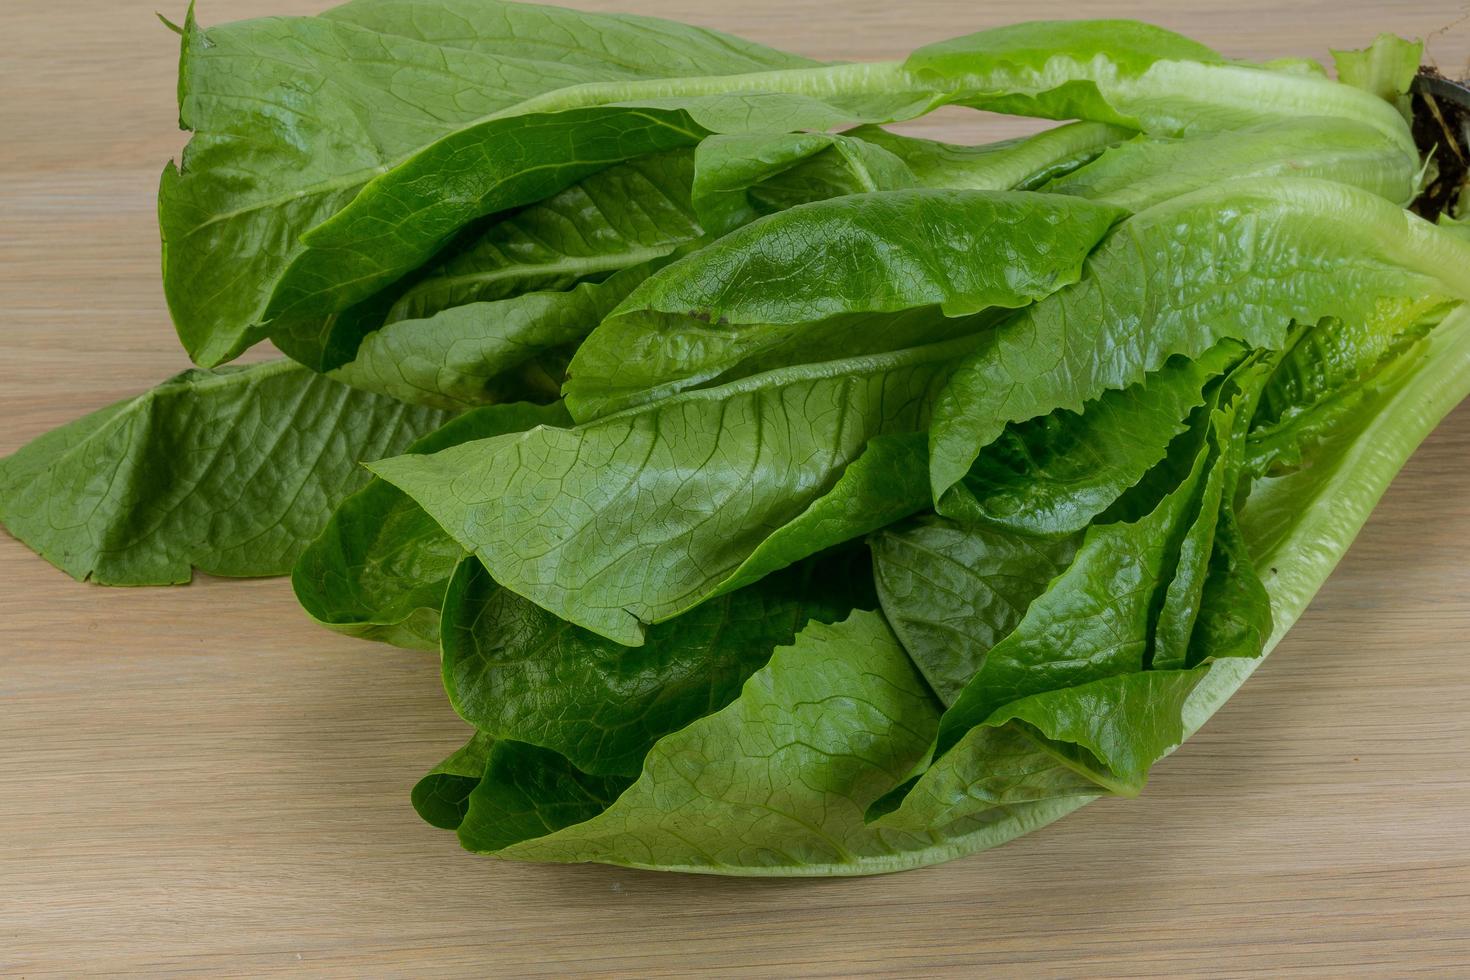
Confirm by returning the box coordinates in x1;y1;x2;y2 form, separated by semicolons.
564;190;1124;419
161;0;817;365
266;104;708;368
286;150;704;374
370;334;978;646
928;178;1470;511
292;401;570;650
438;549;867;777
459;740;635;852
0;360;451;584
1332;35;1422;108
445;610;1251;874
165;8;1419;371
907;20;1415;157
412;731;495;831
1045;117;1418;210
459;612;955;872
164;9;1416;369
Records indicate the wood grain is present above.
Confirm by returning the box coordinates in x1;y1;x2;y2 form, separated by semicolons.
3;2;1469;976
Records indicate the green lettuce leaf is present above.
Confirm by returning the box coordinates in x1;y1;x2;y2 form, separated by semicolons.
690;131;916;234
0;360;451;585
1246;308;1443;476
688;121;1127;234
282;149;704;374
907;20;1415;156
860;722;1100;829
1151;355;1275;671
446;608;1240;874
1240;306;1470;642
1185;505;1274;667
564;190;1125;419
1332;34;1422;109
164;9;1415;370
1045;117;1418;210
327;17;1411;341
928;177;1470;510
870;344;1240;706
458;740;635;852
439;548;868;777
329;262;663;410
873;361;1274;824
292;401;570;650
160;0;820;365
370;334;978;645
244;71;939;350
982;668;1211;791
873;518;1079;706
412;731;495;831
948;345;1239;533
855;121;1130;190
930;387;1239;762
458;612;949;873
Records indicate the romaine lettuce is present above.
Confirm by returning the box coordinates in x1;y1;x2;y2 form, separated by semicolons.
2;3;1462;877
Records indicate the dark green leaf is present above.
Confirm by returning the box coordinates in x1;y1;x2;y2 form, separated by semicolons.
982;668;1209;790
0;360;451;584
459;741;634;853
412;731;494;831
292;401;570;650
439;549;868;776
873;518;1079;706
864;722;1100;828
278;149;704;373
463;613;955;872
330;262;663;410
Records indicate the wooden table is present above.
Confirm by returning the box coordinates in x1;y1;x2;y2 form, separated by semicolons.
4;1;1469;975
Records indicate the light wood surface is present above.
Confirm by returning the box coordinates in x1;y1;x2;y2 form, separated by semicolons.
3;2;1469;976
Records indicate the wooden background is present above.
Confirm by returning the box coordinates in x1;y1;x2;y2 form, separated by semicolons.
4;1;1469;975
